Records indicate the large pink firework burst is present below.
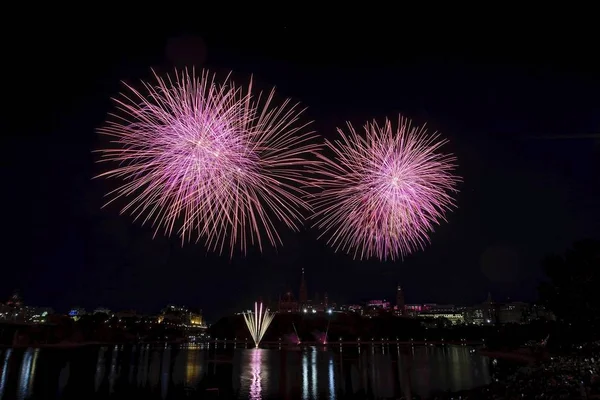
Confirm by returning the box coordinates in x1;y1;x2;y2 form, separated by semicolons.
311;116;460;261
96;69;319;255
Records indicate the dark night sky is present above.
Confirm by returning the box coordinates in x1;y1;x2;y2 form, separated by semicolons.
3;21;599;321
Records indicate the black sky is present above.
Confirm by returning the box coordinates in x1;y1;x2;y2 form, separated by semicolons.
4;21;599;321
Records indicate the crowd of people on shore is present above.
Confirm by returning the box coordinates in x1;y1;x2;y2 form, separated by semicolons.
431;344;600;399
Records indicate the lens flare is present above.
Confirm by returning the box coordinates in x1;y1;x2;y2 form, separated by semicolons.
310;115;460;261
96;69;319;256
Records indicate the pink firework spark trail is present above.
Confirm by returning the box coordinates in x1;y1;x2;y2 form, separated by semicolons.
310;115;460;261
96;69;321;256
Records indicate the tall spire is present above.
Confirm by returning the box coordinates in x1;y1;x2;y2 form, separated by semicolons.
396;283;405;316
299;268;307;304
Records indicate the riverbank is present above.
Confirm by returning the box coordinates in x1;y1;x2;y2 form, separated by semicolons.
0;339;191;349
479;347;547;363
433;353;600;399
0;341;108;349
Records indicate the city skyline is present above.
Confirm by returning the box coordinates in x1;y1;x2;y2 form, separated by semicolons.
0;267;543;320
1;280;554;330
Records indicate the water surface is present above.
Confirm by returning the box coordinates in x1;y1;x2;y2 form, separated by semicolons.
0;344;490;399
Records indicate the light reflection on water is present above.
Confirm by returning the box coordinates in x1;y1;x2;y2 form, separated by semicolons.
17;348;38;400
249;348;263;399
0;349;12;400
0;344;490;399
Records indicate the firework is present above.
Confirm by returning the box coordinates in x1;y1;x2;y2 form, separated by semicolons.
96;69;319;255
243;302;275;348
310;116;460;261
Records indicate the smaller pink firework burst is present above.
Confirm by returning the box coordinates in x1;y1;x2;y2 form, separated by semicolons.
310;115;460;261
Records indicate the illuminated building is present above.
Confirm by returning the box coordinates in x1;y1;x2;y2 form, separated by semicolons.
364;300;391;317
366;300;391;309
527;304;556;322
0;292;53;323
405;303;457;318
278;291;298;313
482;292;496;325
497;302;528;324
158;305;206;328
278;268;333;314
0;303;9;320
68;307;86;321
338;304;362;314
30;310;51;324
93;307;111;315
420;312;465;325
464;307;486;325
189;312;204;326
405;304;423;317
396;285;406;316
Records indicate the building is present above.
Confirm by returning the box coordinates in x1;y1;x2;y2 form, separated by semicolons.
278;291;298;313
366;300;391;310
482;292;497;324
189;310;204;326
404;304;440;317
0;303;9;320
395;285;406;316
364;300;391;317
158;305;205;327
463;307;486;325
0;291;53;324
420;311;465;326
30;308;53;324
404;304;423;317
342;304;363;314
278;268;333;314
527;304;556;322
401;302;465;325
68;307;86;321
497;302;528;324
94;307;111;315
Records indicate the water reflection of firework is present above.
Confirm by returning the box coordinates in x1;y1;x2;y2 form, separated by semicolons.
249;349;263;400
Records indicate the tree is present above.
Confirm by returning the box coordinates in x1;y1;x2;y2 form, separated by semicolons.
538;239;600;328
432;317;450;329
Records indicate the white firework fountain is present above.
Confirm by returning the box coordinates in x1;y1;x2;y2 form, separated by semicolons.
243;302;275;348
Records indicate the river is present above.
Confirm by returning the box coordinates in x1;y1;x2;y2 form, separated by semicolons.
0;343;491;399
